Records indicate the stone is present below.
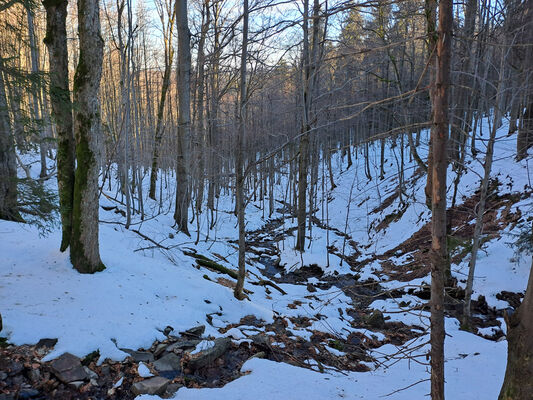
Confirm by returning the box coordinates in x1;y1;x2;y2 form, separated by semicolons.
0;394;15;400
131;377;170;396
27;368;41;383
100;365;111;376
166;383;183;395
67;381;85;389
7;361;23;376
83;366;98;380
50;353;89;383
187;337;231;370
18;389;39;399
166;339;200;353
122;349;154;363
251;334;270;348
153;353;181;372
181;325;205;338
306;283;317;293
36;338;58;348
0;371;7;381
153;343;168;358
367;310;385;329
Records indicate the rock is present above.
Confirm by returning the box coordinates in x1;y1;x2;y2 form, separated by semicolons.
187;337;231;370
165;383;183;396
0;371;7;381
27;368;41;383
0;394;15;400
166;339;200;353
306;283;317;293
35;338;58;349
153;353;181;372
249;351;266;360
83;366;98;380
67;381;85;389
163;326;174;336
138;362;154;378
18;389;39;399
7;361;23;376
367;310;385;329
153;343;168;358
251;334;270;348
100;365;111;376
122;349;155;363
50;353;89;383
131;377;170;396
181;325;205;338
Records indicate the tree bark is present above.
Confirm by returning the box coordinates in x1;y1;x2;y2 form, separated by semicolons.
430;0;452;397
43;0;76;252
0;57;21;222
463;51;505;327
175;0;191;236
149;0;176;200
499;238;533;399
234;0;248;301
70;0;105;273
424;0;437;209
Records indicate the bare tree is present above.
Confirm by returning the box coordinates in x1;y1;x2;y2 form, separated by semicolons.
43;0;75;252
175;0;191;235
234;0;249;300
430;0;452;397
70;0;106;273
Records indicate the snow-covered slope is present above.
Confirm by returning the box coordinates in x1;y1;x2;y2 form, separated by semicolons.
1;117;531;399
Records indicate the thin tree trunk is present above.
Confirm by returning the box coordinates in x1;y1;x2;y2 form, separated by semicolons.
149;0;176;200
70;0;105;273
499;231;533;399
430;0;452;397
234;0;248;301
463;52;505;328
424;0;437;209
0;57;21;222
43;0;76;251
175;0;191;235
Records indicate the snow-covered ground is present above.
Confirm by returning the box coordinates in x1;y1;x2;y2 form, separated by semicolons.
1;117;531;399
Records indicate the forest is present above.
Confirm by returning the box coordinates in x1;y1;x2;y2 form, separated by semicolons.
0;0;532;398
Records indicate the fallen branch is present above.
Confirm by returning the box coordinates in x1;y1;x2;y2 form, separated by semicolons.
250;279;287;295
183;251;239;279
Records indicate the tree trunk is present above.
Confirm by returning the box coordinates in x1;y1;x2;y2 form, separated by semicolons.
499;237;533;399
424;0;437;209
26;6;48;178
43;0;76;252
149;0;176;200
175;0;191;235
430;0;452;397
0;57;21;222
234;0;248;300
70;0;105;273
463;51;506;328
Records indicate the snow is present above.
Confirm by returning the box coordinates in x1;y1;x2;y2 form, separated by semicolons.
138;362;154;378
139;320;506;399
1;117;531;399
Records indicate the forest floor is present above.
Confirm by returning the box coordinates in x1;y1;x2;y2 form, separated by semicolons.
1;120;532;399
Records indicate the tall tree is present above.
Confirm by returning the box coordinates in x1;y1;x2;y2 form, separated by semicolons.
43;0;76;252
149;0;176;200
234;0;249;300
175;0;191;235
0;56;21;222
430;0;452;397
70;0;106;273
499;233;533;399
